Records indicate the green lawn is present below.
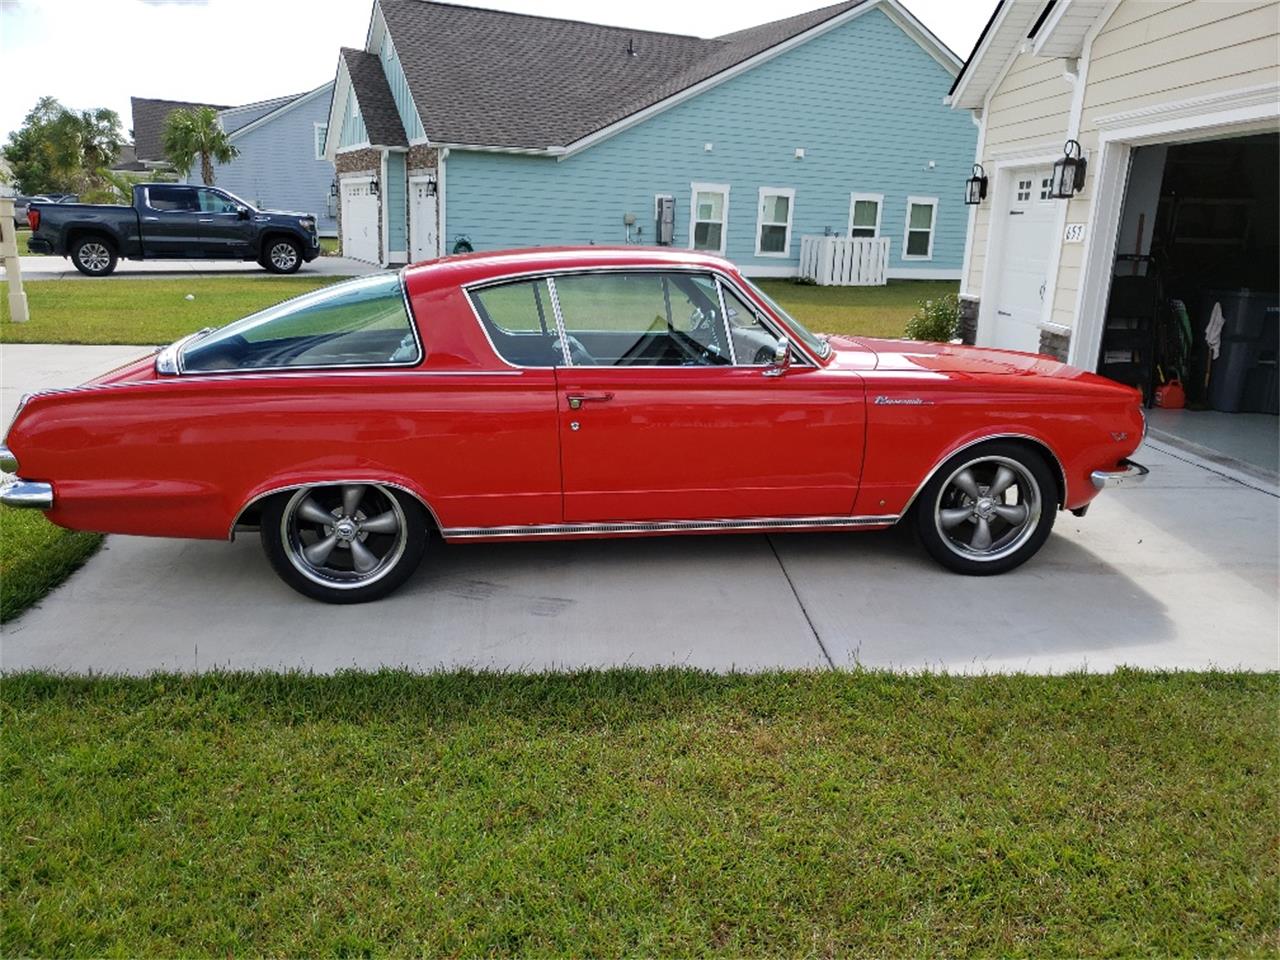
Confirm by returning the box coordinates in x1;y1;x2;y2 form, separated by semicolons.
319;235;340;256
1;669;1274;957
0;277;342;344
1;276;951;345
14;229;35;256
0;507;102;622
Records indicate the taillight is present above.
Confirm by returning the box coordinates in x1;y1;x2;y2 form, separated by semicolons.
28;207;39;231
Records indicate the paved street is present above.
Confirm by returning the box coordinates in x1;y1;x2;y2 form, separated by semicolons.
2;344;1277;675
3;254;384;280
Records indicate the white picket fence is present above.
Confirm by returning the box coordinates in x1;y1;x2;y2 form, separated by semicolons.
798;235;890;286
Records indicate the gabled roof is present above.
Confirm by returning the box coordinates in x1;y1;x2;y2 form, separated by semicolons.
225;83;335;142
341;47;410;147
375;0;959;150
131;96;230;162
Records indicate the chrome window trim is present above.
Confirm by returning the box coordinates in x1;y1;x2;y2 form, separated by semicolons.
460;265;817;370
712;276;738;365
173;269;424;377
898;433;1069;515
441;514;900;539
545;276;573;366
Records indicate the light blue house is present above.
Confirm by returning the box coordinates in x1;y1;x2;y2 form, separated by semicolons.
324;0;975;277
158;85;338;236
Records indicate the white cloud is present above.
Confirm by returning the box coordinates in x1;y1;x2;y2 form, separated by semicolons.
1;0;987;143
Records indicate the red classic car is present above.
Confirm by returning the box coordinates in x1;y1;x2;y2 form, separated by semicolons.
1;248;1147;603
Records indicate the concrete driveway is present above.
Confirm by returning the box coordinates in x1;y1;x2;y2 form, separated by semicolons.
2;344;1277;675
3;254;383;280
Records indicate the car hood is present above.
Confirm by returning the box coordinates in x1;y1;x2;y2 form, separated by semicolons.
825;335;1123;384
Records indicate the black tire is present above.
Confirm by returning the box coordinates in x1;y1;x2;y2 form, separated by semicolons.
914;441;1057;576
259;484;428;603
70;235;118;276
261;236;303;274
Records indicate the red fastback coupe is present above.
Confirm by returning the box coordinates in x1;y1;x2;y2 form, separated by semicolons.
1;248;1147;603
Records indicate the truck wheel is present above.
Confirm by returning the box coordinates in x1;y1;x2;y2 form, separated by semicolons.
261;238;302;274
71;237;117;277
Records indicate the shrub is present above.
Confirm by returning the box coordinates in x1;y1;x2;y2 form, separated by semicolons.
903;293;961;342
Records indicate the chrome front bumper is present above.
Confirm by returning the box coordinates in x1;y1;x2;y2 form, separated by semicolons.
1091;458;1149;491
0;445;53;509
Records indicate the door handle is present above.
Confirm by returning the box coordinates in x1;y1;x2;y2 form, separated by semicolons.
198;218;213;223
143;216;159;221
566;392;613;410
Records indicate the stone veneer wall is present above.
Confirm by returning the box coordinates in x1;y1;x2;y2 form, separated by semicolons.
334;147;383;262
958;295;979;345
1038;329;1070;362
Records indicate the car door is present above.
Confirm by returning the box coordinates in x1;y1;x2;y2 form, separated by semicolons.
551;270;866;523
194;187;253;257
139;185;204;257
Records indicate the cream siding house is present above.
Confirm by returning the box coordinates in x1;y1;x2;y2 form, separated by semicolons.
949;0;1279;381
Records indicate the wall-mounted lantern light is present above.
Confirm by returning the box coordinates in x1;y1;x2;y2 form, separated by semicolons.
425;176;437;197
370;178;380;197
964;164;988;205
1049;140;1087;198
329;178;338;198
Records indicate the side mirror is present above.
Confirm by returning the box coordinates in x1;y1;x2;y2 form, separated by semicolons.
764;339;792;377
236;206;250;220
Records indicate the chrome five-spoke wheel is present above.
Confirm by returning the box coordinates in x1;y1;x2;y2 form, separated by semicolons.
916;442;1057;576
260;483;428;603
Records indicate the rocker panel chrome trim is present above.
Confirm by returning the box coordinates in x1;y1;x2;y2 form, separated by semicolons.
441;514;900;539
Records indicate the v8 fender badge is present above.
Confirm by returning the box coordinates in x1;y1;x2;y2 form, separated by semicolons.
1111;431;1129;442
874;395;932;406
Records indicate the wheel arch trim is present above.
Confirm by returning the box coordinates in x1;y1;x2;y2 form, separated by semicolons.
228;478;442;540
899;433;1069;516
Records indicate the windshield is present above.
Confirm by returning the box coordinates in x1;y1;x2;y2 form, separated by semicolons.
180;273;420;372
741;278;831;359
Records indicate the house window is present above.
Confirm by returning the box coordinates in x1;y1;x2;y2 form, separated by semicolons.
689;182;730;255
848;193;882;238
314;123;328;161
755;187;794;257
903;197;937;260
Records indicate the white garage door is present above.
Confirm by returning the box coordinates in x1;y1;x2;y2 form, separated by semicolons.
409;177;438;263
342;178;379;264
988;170;1057;353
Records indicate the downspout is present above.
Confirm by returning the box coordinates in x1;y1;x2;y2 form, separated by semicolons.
437;146;448;258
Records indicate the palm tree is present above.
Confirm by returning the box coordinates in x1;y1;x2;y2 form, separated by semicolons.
162;106;238;185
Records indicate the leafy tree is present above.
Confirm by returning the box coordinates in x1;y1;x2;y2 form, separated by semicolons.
162;106;238;185
3;96;123;195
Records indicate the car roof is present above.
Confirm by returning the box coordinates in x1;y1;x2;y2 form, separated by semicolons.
405;246;741;287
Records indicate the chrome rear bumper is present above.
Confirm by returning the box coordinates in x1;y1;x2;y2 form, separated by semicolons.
1091;458;1149;491
1;478;53;509
0;444;16;474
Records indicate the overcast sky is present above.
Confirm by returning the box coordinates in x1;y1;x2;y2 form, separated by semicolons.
0;0;989;143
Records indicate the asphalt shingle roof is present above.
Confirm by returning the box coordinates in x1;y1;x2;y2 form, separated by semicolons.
341;47;410;147
378;0;870;149
130;96;230;162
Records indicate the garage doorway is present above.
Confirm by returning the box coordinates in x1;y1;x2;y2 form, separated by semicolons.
409;175;438;264
1097;132;1278;475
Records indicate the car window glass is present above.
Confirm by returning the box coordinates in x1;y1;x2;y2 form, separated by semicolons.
552;272;730;367
197;189;239;214
181;274;420;371
147;186;197;212
469;279;563;367
718;283;783;366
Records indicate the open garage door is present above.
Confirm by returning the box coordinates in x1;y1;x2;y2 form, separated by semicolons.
341;178;379;265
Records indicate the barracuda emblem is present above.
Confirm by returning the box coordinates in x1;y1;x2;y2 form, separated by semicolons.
874;395;931;405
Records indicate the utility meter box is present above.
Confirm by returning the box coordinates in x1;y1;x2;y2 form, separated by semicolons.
656;196;675;246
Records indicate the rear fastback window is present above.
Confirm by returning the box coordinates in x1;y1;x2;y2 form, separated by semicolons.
469;279;564;367
181;274;421;372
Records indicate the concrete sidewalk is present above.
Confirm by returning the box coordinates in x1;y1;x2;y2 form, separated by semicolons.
3;254;383;280
2;344;1277;675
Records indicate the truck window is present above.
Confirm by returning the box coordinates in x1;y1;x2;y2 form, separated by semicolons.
196;189;240;214
147;186;197;212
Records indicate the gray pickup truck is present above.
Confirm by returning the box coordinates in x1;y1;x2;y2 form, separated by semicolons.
26;183;322;276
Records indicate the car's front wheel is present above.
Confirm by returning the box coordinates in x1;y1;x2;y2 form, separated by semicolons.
261;237;303;274
71;236;118;276
260;483;427;603
915;442;1057;575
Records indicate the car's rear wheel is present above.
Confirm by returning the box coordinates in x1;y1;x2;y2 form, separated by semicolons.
71;236;117;276
260;483;427;603
261;237;302;274
915;442;1056;575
